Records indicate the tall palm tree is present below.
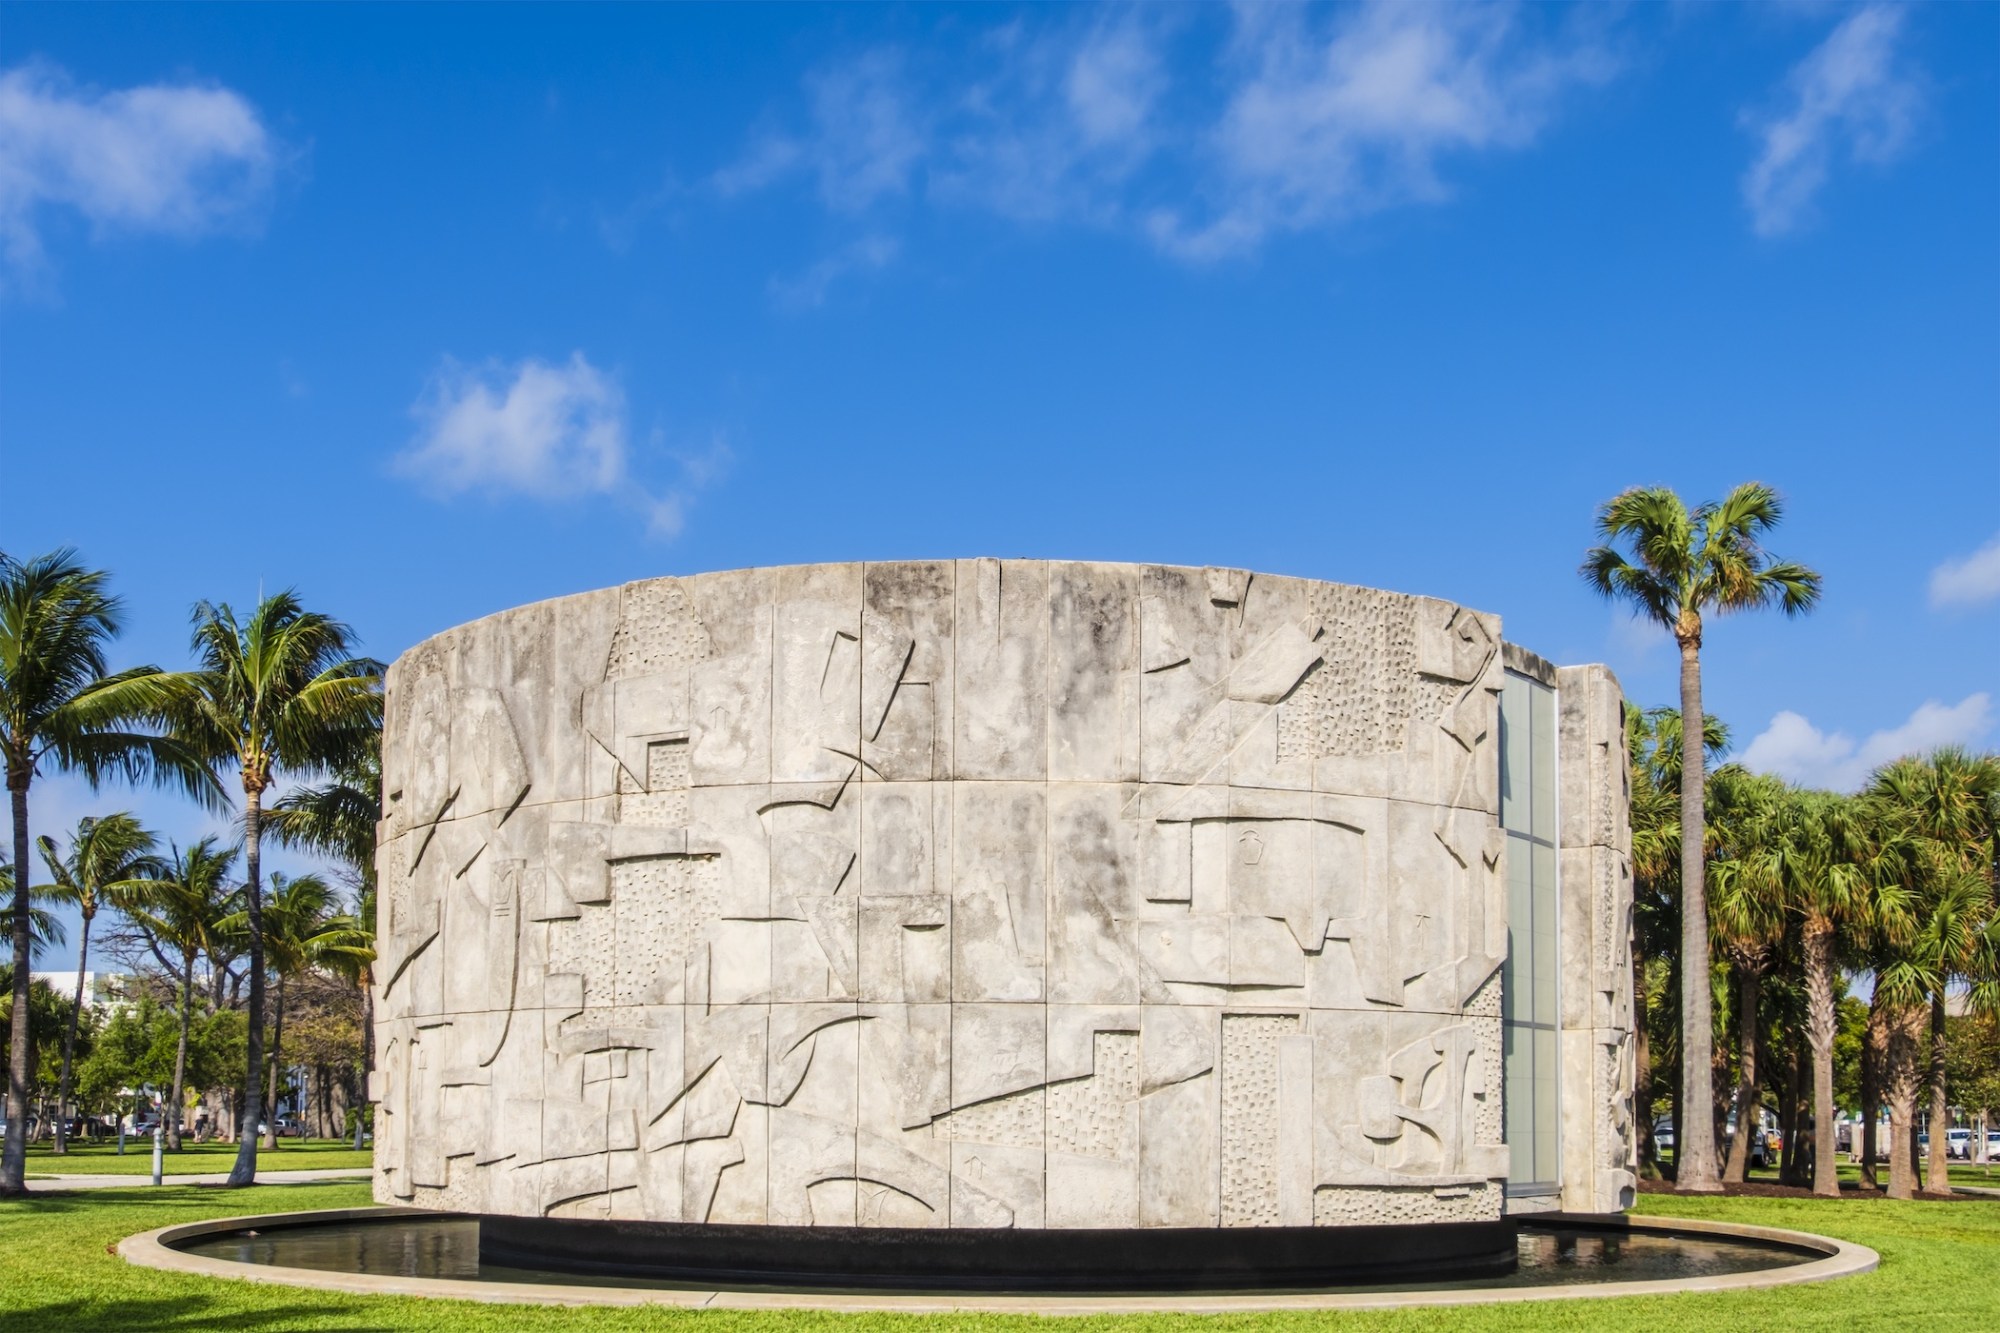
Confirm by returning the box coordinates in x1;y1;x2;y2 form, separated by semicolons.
1866;749;1999;1195
113;839;242;1151
1624;705;1729;1175
0;549;218;1194
161;593;381;1186
1707;769;1789;1183
33;814;160;1153
1583;484;1822;1191
223;872;370;1149
268;743;380;1147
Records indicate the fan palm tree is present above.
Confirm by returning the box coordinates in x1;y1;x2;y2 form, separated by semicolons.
1583;484;1822;1190
1;548;219;1194
160;593;381;1186
1866;749;1999;1195
223;872;371;1149
33;814;160;1153
113;838;242;1151
1707;768;1789;1183
1625;704;1728;1176
268;743;380;1147
1717;784;1869;1195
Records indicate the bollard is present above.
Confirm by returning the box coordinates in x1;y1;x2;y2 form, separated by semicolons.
151;1123;163;1186
117;1118;126;1155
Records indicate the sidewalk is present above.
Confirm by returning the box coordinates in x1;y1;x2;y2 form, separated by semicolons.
23;1166;372;1192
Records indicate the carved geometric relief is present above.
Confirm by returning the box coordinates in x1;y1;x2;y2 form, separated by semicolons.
376;562;1633;1230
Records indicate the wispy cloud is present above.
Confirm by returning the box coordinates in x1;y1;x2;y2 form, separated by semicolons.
1152;2;1615;258
1741;5;1920;237
395;353;723;539
1738;693;1993;792
717;50;926;213
708;3;1616;267
1928;532;2000;610
768;234;900;309
0;61;282;289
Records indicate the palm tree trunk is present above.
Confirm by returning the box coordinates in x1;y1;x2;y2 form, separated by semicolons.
1861;995;1887;1188
170;953;193;1152
228;785;267;1187
1925;988;1952;1195
263;974;284;1151
1633;949;1659;1178
1723;966;1759;1182
53;912;90;1156
3;773;34;1195
354;959;374;1150
1885;1003;1924;1200
1803;915;1840;1196
1674;636;1720;1191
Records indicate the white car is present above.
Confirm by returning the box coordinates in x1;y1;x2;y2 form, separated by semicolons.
1946;1128;1973;1160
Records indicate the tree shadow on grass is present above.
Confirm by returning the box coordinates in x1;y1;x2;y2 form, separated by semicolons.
0;1296;392;1333
10;1180;368;1216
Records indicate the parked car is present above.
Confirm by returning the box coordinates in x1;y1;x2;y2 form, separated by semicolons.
1652;1118;1674;1152
1946;1128;1973;1160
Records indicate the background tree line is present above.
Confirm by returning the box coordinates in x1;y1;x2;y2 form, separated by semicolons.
1593;483;1999;1199
3;548;381;1193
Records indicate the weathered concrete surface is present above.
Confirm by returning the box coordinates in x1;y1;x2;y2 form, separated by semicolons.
372;560;1635;1229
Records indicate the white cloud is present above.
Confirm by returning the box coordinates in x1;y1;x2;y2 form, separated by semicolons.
398;353;629;499
1741;5;1920;237
708;3;1613;264
395;353;726;539
1738;693;1993;792
1152;1;1614;258
1928;532;2000;609
0;61;280;284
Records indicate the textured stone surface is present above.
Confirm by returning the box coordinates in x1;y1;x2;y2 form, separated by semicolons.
374;561;1633;1228
1556;663;1639;1214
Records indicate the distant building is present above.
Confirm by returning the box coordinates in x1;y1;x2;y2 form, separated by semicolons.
28;970;135;1015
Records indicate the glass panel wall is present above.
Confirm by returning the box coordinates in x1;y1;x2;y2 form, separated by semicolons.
1500;669;1559;1194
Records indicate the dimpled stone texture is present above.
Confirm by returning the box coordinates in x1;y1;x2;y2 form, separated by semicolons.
373;561;1634;1230
1220;1014;1299;1225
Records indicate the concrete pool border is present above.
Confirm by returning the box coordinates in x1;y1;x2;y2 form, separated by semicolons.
118;1207;1879;1313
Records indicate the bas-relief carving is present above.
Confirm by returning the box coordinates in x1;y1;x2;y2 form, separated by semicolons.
374;561;1633;1229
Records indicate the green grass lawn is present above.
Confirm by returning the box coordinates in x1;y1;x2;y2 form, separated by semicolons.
23;1139;373;1177
1;1181;1995;1332
1714;1159;2000;1191
1658;1150;2000;1192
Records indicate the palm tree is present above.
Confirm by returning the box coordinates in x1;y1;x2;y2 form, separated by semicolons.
224;872;370;1149
1717;784;1869;1195
33;814;160;1153
113;839;241;1151
268;743;380;1147
161;594;381;1186
1707;769;1789;1183
1624;704;1727;1177
1583;484;1822;1191
1866;749;1999;1195
1;549;218;1194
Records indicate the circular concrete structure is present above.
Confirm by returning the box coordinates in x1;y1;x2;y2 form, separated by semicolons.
371;561;1637;1281
122;1209;1877;1312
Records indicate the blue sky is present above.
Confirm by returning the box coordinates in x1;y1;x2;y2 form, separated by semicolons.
4;3;1996;970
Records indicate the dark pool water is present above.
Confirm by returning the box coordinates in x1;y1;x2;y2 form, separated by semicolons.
178;1217;1817;1296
